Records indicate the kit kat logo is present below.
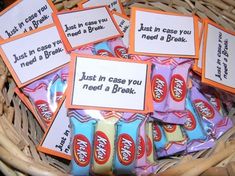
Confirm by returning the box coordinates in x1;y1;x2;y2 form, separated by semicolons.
193;99;215;119
35;100;53;123
137;136;145;159
152;75;167;103
146;135;153;157
94;131;111;164
153;124;162;141
209;97;221;111
97;49;114;57
184;110;196;131
170;74;186;102
114;46;129;59
73;134;91;167
163;124;177;133
117;133;135;165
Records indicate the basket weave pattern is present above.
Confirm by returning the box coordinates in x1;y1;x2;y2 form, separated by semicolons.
0;0;235;176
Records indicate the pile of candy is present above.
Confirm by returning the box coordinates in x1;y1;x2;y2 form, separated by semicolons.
18;36;233;175
1;1;234;176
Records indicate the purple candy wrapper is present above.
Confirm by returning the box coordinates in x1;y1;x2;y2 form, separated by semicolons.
156;140;187;157
150;57;192;66
167;62;191;111
173;58;193;65
187;139;215;153
151;63;172;112
190;87;233;139
130;54;153;61
152;111;187;125
204;92;224;116
214;116;233;139
136;164;159;176
59;65;69;82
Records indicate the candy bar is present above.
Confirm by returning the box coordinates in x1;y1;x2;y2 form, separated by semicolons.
185;98;207;142
190;87;232;138
184;97;215;152
108;38;129;59
93;117;118;175
23;82;53;125
114;117;142;175
151;63;172;112
94;41;114;57
162;124;185;142
70;114;97;176
153;122;168;149
167;62;191;111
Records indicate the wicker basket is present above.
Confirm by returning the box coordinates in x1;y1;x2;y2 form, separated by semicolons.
0;0;235;176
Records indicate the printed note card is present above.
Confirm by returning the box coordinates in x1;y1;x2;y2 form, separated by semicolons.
38;98;71;160
0;24;70;88
112;11;130;47
0;0;55;40
129;7;199;58
79;0;125;14
53;6;123;52
67;54;153;113
202;19;235;94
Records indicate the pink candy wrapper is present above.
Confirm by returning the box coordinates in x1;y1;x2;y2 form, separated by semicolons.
72;44;94;55
108;38;129;59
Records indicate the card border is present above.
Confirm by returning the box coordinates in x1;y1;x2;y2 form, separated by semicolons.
193;18;204;75
52;6;123;52
78;0;126;15
37;96;71;160
0;24;70;88
111;10;130;21
111;11;130;47
0;0;57;41
202;19;235;94
128;7;199;59
66;53;153;113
